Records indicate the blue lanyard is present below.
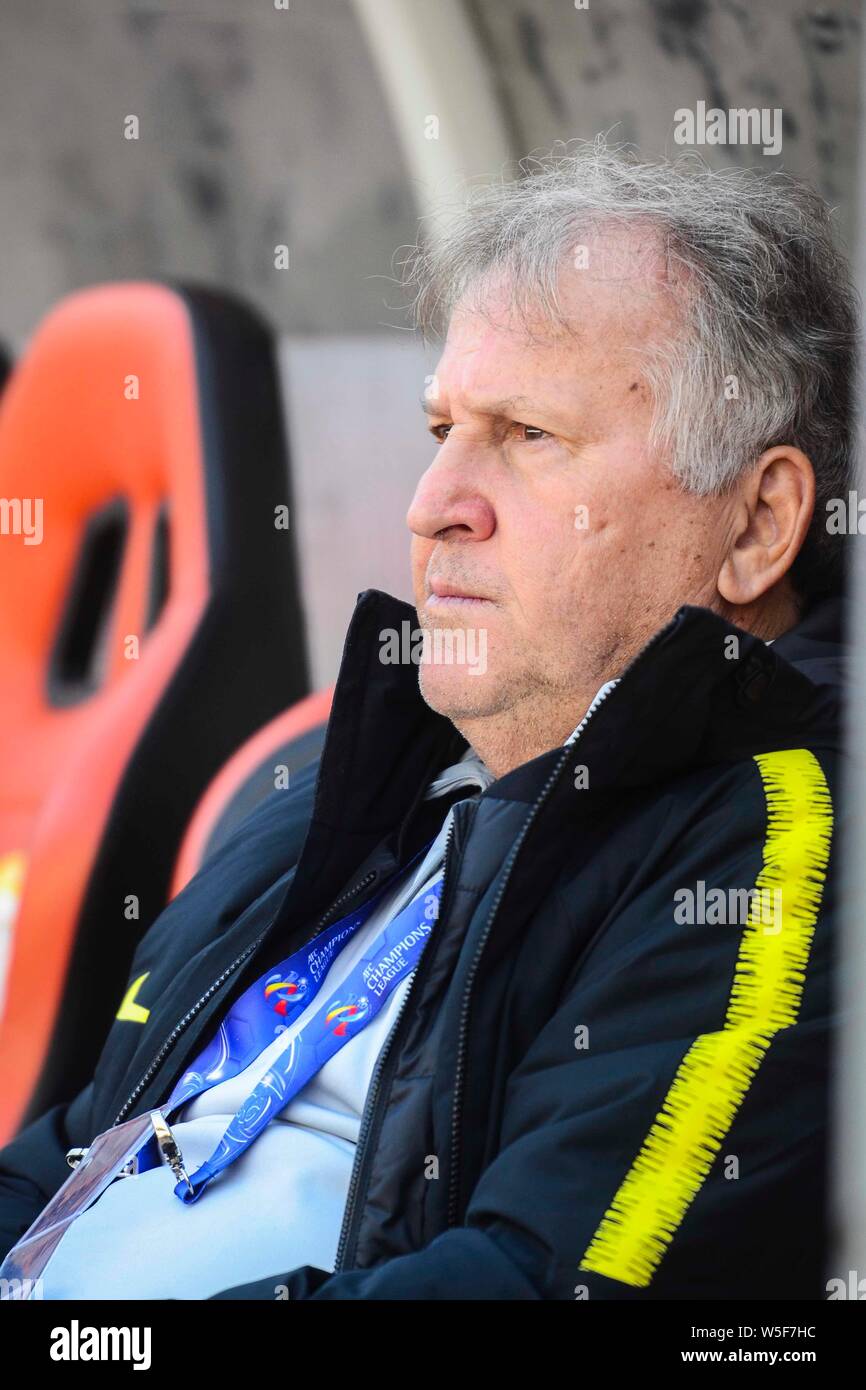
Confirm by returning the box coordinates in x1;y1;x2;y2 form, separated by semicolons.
149;842;443;1204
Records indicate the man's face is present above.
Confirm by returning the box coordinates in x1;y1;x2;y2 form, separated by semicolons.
407;234;734;749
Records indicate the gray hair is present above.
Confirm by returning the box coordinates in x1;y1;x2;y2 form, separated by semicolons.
401;137;859;601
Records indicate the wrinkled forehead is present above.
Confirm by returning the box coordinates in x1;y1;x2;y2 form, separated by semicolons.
435;228;680;394
444;223;678;352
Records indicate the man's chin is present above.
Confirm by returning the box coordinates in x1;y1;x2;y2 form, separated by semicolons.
417;663;501;722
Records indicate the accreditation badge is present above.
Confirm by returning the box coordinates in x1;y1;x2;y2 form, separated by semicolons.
0;1112;158;1296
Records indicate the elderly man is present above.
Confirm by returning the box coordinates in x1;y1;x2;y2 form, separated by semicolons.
0;141;853;1300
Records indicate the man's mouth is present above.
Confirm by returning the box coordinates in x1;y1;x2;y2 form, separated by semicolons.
427;578;494;606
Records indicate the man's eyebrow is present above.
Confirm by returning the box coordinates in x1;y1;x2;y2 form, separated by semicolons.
419;394;539;418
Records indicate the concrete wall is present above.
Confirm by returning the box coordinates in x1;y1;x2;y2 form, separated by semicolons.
280;334;435;684
0;0;418;346
465;0;860;250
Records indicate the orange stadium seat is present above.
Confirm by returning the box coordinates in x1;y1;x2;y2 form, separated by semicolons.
0;281;309;1141
171;687;334;896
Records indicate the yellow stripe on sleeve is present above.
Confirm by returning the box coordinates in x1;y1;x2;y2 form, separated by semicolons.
578;747;833;1288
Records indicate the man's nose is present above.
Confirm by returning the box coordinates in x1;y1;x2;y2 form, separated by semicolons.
406;441;496;541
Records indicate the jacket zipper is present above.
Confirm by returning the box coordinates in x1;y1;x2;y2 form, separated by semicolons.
112;869;379;1127
114;611;683;1231
446;614;682;1226
333;805;466;1273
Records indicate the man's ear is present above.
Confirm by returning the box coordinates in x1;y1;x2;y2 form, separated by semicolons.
718;445;816;606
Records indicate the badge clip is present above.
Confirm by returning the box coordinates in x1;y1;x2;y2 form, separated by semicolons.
149;1110;193;1195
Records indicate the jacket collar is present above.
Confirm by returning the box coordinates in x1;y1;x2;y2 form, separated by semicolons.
283;588;845;922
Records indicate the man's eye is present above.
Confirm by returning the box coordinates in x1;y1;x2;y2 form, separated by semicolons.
515;423;550;442
428;422;550;443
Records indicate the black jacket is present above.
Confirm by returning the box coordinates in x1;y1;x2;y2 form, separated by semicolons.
0;590;846;1300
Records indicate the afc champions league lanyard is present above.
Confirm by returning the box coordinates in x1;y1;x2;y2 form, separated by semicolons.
147;841;444;1205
